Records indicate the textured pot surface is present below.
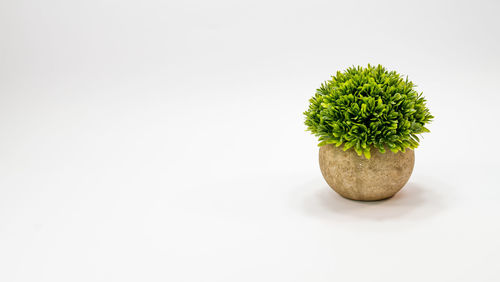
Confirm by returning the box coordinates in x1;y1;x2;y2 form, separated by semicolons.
319;144;415;201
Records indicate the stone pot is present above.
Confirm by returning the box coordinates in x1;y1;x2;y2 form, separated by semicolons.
319;144;415;201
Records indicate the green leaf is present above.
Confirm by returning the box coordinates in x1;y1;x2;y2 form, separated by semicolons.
304;64;433;159
354;146;363;156
343;140;356;151
363;149;371;159
318;140;329;146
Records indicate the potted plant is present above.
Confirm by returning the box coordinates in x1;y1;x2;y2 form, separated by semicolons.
304;65;433;201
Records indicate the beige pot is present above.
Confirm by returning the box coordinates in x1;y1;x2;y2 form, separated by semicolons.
319;144;415;201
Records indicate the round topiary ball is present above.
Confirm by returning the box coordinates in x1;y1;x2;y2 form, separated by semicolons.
304;64;433;159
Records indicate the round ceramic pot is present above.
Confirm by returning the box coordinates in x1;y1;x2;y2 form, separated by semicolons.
319;144;415;201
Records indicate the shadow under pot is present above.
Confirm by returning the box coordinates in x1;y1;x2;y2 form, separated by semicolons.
319;144;415;201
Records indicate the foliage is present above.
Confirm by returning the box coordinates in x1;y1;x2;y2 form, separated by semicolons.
304;64;433;159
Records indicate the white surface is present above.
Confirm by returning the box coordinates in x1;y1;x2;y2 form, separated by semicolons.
1;0;500;281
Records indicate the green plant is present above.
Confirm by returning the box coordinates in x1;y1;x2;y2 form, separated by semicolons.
304;64;433;159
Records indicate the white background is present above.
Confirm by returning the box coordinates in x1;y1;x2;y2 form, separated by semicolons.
1;0;500;281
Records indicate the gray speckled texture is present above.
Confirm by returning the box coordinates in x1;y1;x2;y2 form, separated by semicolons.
319;144;415;201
